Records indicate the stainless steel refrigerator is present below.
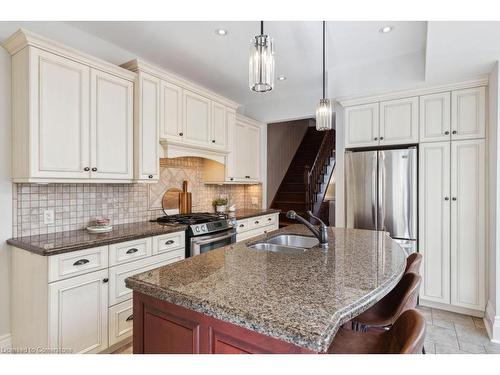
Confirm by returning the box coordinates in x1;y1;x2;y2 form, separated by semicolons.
345;147;417;254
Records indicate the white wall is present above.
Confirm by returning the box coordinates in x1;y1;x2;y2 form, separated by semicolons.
0;21;137;343
487;61;500;342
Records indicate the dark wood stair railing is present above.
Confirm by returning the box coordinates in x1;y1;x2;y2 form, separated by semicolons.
304;130;336;219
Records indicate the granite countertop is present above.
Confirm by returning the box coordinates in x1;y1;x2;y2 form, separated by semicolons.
226;208;280;220
7;221;187;256
125;224;406;352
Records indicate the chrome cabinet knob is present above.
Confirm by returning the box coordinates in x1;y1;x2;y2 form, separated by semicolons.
84;167;90;171
444;131;450;135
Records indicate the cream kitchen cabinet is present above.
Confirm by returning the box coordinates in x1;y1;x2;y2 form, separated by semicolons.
211;101;228;150
5;30;136;183
183;90;212;147
236;213;279;242
228;116;261;182
419;92;451;143
49;269;109;353
419;139;485;314
133;71;160;182
344;103;379;148
160;80;183;141
451;87;486;140
379;97;419;145
10;230;186;353
90;69;134;180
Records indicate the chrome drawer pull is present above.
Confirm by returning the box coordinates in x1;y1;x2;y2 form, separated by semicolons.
255;221;260;224
73;259;89;266
165;240;175;245
239;224;245;228
126;314;133;322
126;248;139;254
268;218;272;221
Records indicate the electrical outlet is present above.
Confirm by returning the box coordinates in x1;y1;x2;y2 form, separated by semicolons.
251;197;258;205
43;209;55;225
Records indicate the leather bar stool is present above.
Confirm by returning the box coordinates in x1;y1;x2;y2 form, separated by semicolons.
329;309;426;354
405;253;422;275
351;273;422;330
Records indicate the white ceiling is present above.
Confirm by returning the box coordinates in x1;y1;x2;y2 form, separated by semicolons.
66;21;499;122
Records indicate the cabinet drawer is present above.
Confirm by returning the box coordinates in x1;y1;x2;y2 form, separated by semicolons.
109;238;152;266
48;246;108;283
236;219;250;233
109;250;184;306
249;215;267;230
108;299;133;346
236;224;278;242
263;214;277;227
152;231;185;255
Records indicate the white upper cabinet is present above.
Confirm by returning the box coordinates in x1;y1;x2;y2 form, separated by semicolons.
134;72;160;182
451;87;486;140
183;90;211;147
379;97;419;145
6;30;136;183
160;81;183;141
419;142;451;305
450;139;485;310
344;103;379;148
228;116;261;182
27;48;91;180
419;92;451;143
90;69;133;180
211;101;228;150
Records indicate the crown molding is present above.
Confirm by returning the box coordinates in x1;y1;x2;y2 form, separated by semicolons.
121;58;240;110
2;28;136;81
338;77;489;107
236;113;264;128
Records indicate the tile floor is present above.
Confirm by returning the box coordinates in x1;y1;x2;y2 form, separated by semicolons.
112;306;500;354
417;306;500;354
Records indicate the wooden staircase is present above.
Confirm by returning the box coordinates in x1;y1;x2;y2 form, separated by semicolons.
270;127;336;226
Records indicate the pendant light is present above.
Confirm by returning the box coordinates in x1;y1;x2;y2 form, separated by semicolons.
316;21;333;131
249;21;275;93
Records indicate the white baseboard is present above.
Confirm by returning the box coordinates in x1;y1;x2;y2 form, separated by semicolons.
0;333;12;350
419;299;484;317
484;300;500;343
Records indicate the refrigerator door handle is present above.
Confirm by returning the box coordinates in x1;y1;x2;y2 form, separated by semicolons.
372;152;378;230
378;151;386;232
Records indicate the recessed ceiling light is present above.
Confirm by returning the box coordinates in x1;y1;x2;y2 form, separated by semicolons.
277;75;287;81
379;26;393;33
215;28;228;36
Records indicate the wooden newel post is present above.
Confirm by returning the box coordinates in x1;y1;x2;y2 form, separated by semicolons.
304;165;310;212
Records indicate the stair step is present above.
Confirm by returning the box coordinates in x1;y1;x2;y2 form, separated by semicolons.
280;183;305;193
273;201;307;211
284;174;304;183
275;192;305;202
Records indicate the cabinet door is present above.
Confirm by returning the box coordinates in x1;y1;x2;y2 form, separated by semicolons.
232;121;250;180
225;110;237;181
419;92;451;143
183;90;211;147
451;87;485;140
135;72;160;181
90;69;133;180
49;269;108;353
30;48;90;179
379;97;418;145
246;124;261;180
450;140;485;310
211;102;227;150
344;103;379;148
160;81;183;141
419;142;451;305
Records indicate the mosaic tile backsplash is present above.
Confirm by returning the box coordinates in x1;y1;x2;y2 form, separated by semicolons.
12;157;262;237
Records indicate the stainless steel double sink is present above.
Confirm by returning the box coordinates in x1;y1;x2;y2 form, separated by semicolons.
248;234;319;253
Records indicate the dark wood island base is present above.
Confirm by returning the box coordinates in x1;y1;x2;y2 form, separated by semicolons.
132;291;316;354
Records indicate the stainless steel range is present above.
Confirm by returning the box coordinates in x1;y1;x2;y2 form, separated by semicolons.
153;213;236;258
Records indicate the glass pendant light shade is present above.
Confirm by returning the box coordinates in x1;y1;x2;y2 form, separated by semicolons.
315;21;333;131
249;22;275;92
316;98;333;131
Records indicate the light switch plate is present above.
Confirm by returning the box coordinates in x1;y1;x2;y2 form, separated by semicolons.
43;209;55;225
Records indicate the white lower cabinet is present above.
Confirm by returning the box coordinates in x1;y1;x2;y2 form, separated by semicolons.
11;230;186;353
108;299;133;347
235;213;279;242
419;140;485;313
49;269;109;353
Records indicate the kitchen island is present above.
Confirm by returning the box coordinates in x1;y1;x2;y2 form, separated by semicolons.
125;224;406;353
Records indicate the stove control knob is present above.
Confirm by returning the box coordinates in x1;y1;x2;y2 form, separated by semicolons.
195;226;200;232
201;225;207;232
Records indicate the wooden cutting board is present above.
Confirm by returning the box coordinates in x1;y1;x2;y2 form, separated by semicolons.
179;180;192;214
161;188;182;210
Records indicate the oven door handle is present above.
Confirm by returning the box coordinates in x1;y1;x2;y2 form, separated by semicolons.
192;232;235;246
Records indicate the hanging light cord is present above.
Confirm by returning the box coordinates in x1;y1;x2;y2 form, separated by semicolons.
322;20;326;100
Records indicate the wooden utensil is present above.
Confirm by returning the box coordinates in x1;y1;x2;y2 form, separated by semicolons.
161;188;182;210
179;180;192;214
